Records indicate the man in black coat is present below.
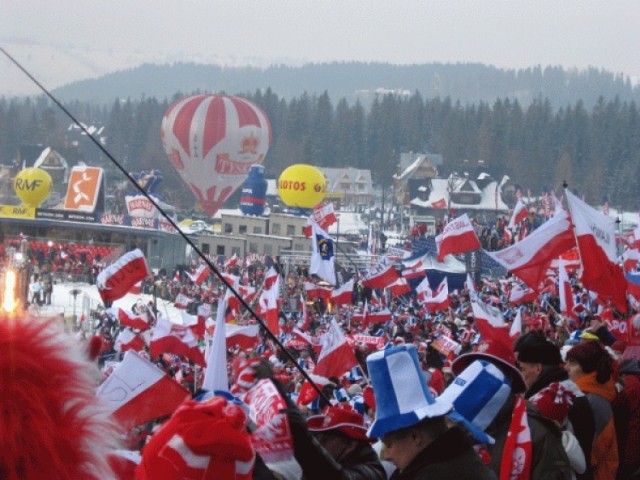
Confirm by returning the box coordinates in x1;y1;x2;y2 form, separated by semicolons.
514;330;595;479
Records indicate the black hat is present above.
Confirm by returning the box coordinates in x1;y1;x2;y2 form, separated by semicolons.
514;331;562;365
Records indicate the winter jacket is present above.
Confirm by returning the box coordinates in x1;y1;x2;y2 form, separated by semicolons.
486;395;573;480
525;365;595;480
575;372;619;480
614;372;640;478
389;426;495;480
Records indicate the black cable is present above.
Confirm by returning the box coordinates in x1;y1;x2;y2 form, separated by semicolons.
0;46;330;403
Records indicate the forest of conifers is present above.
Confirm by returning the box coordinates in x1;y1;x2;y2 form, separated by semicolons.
0;86;638;211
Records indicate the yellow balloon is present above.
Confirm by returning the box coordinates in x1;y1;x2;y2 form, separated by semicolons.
13;168;52;207
278;164;326;208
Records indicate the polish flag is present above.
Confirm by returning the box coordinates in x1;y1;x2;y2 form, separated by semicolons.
297;294;311;331
223;253;239;269
263;266;279;290
423;278;450;313
622;248;640;272
431;198;447;209
314;319;359;378
566;190;627;313
369;289;384;307
508;198;530;229
297;373;334;406
303;203;338;237
362;256;400;289
238;284;257;304
435;213;481;262
187;264;210;285
558;259;576;318
471;296;505;327
174;293;191;309
486;209;576;290
178;310;206;339
304;281;332;301
366;307;393;325
127;282;142;295
224;324;260;350
258;281;280;336
415;275;433;301
96;351;190;430
331;279;354;306
388;277;411;299
149;317;206;366
111;307;150;331
114;328;146;353
97;249;150;303
508;284;538;305
401;261;426;280
291;327;322;349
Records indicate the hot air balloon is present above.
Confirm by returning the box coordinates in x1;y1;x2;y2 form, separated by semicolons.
240;164;268;216
13;167;52;207
161;94;271;217
278;164;326;209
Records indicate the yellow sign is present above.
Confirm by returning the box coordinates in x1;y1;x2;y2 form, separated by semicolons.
0;205;36;219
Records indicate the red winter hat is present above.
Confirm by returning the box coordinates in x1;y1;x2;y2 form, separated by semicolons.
307;403;371;442
529;383;576;426
452;338;526;393
137;396;255;480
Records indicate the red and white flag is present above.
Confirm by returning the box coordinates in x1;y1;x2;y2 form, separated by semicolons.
96;351;190;429
149;317;206;366
423;277;450;313
508;284;538;305
566;189;627;313
366;306;393;325
174;293;191;309
223;253;239;269
415;275;433;301
97;249;150;303
331;279;354;306
622;248;640;272
304;203;338;237
508;198;530;229
257;278;280;336
114;328;146;353
471;296;505;327
362;256;400;289
401;261;426;280
558;258;575;318
388;277;411;299
487;210;575;290
111;307;150;331
314;319;358;378
225;324;260;350
297;373;333;406
263;266;279;290
435;213;481;262
187;264;210;285
431;198;447;209
304;280;332;301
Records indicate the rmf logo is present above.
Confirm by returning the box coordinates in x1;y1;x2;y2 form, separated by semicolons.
15;178;43;191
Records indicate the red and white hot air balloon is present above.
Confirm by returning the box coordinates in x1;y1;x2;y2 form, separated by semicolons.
161;94;271;217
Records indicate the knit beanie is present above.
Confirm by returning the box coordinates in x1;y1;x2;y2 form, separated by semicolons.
514;331;562;365
529;383;575;426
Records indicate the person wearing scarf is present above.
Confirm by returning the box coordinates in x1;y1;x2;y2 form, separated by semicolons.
565;341;619;480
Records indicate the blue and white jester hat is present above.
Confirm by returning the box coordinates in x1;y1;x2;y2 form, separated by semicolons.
366;344;452;438
438;359;512;444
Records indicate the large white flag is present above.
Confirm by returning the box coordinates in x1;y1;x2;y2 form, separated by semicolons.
203;299;229;393
309;220;336;285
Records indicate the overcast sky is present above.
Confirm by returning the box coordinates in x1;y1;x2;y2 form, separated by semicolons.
1;0;639;96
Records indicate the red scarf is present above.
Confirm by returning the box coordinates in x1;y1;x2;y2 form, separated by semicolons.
499;396;532;480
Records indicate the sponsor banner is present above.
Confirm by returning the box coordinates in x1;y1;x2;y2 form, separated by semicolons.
0;205;36;219
125;195;160;218
64;166;104;212
36;208;96;222
101;213;127;226
352;334;386;350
